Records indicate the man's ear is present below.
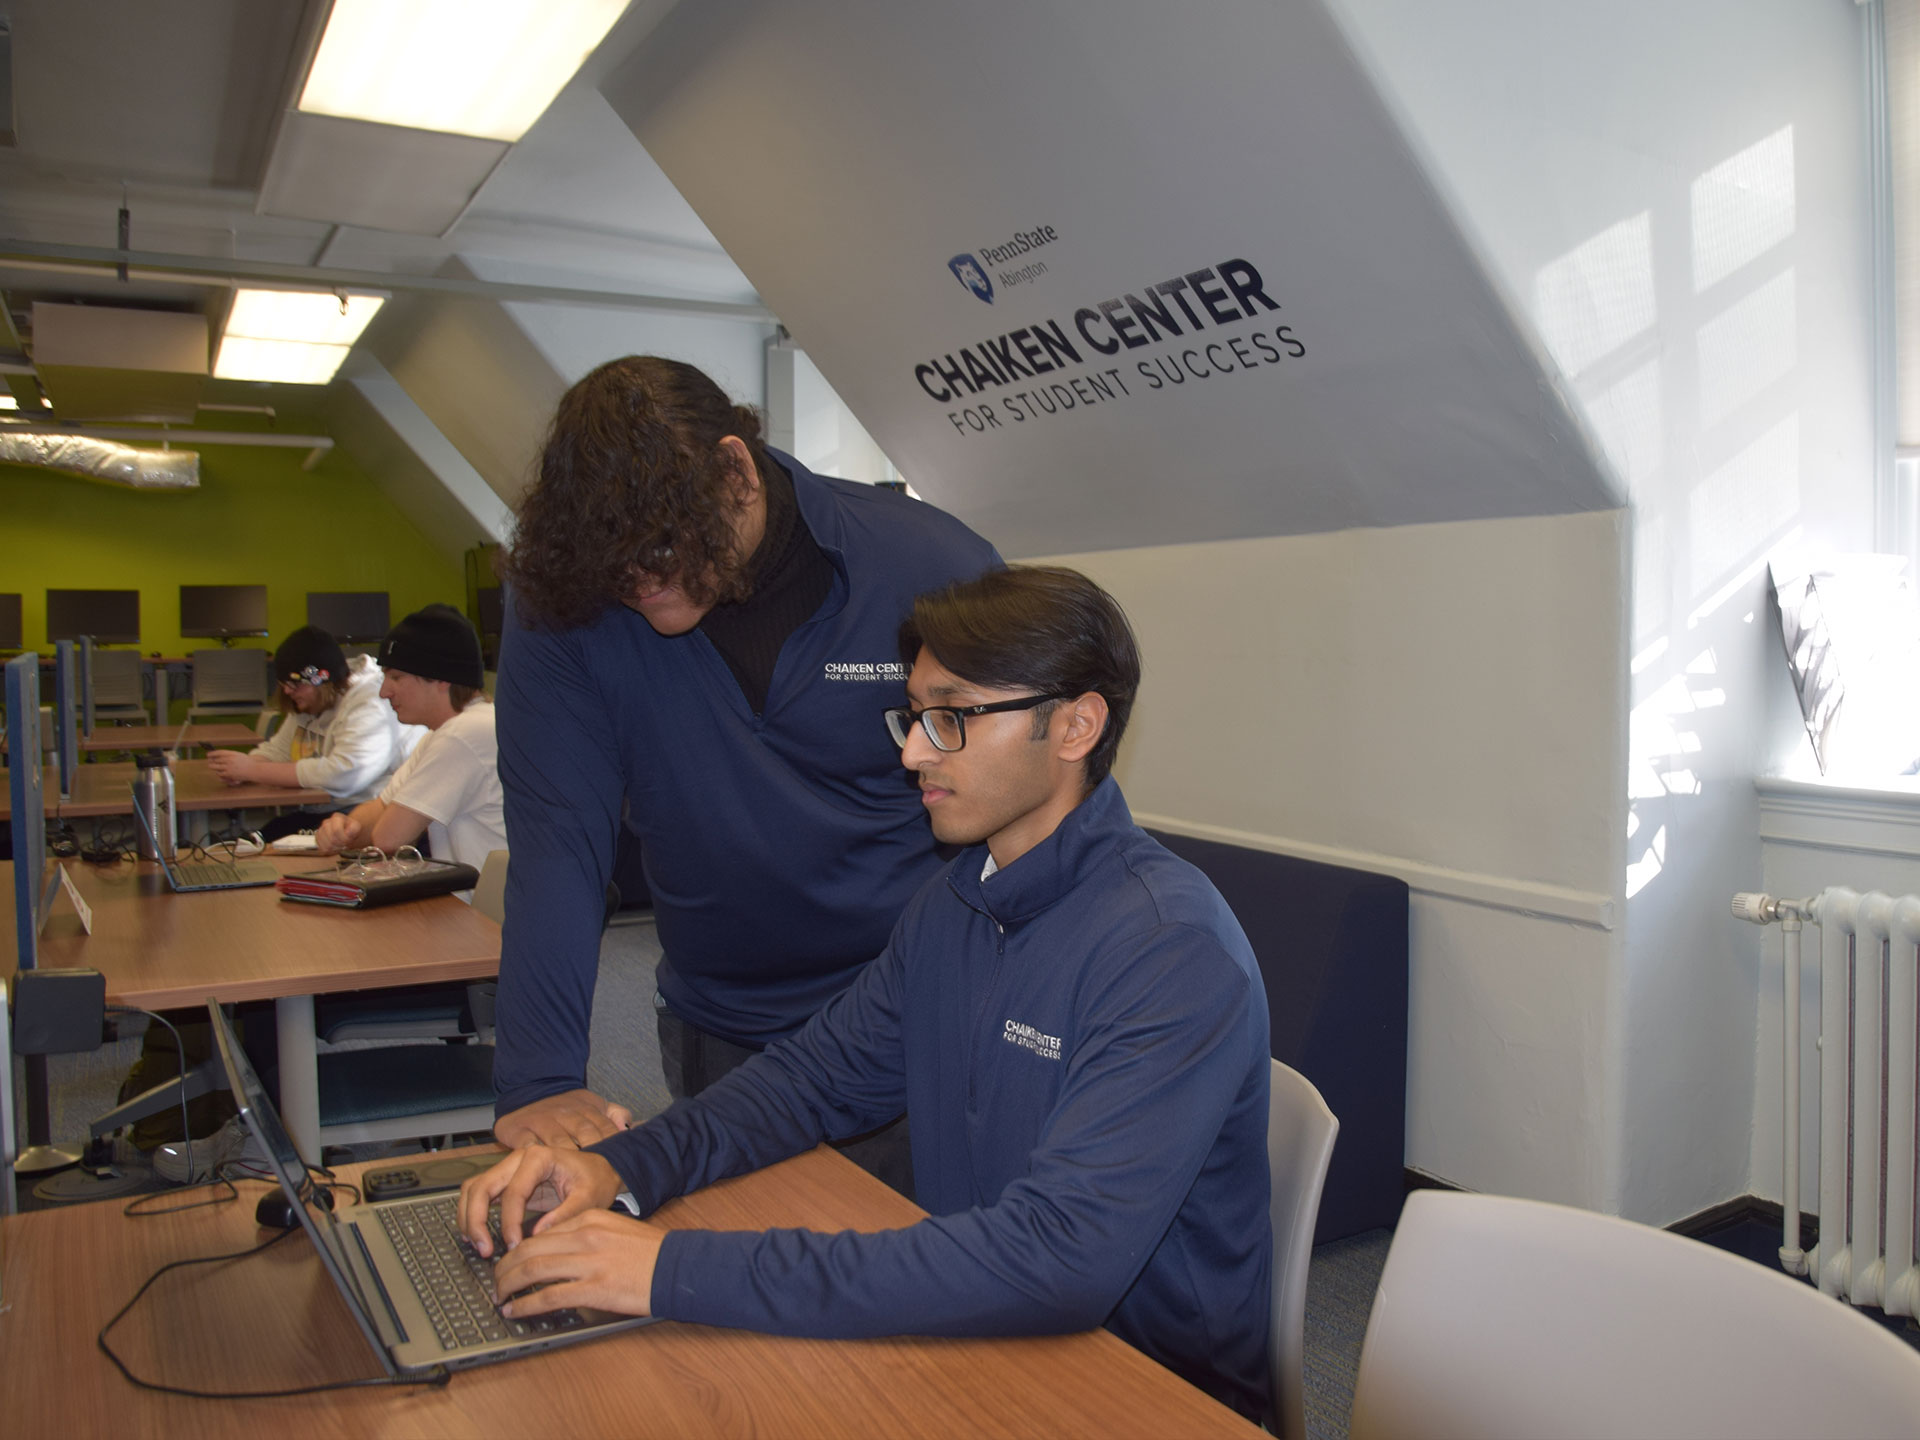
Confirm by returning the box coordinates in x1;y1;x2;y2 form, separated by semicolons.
1054;692;1109;765
716;435;761;504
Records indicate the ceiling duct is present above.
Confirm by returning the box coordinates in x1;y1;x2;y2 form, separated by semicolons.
32;302;209;422
0;430;199;488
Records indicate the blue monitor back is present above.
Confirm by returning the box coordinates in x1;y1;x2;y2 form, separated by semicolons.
7;653;47;970
53;640;77;798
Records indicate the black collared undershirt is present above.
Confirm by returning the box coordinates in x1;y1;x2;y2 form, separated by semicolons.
698;455;834;716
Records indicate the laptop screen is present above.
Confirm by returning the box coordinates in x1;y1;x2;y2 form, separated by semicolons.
205;1001;400;1373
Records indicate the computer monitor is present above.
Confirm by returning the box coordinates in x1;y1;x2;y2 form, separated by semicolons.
78;634;95;737
306;591;390;643
46;588;139;645
7;653;53;970
474;586;503;636
473;586;503;670
180;584;269;640
52;640;78;799
0;593;22;651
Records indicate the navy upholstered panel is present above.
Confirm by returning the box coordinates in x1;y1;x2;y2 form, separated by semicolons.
1148;831;1409;1243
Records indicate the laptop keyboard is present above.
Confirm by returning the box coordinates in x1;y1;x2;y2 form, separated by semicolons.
174;862;247;887
377;1196;587;1351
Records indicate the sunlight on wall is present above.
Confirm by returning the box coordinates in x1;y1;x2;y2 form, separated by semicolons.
1691;127;1797;293
1696;269;1797;428
1534;213;1658;378
1689;415;1801;589
1546;123;1802;904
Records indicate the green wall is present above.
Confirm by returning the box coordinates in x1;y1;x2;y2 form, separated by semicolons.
1;433;465;682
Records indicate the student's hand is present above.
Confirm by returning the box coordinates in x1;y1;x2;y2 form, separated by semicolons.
491;1209;667;1320
459;1144;622;1257
205;749;252;785
312;812;361;854
494;1088;634;1149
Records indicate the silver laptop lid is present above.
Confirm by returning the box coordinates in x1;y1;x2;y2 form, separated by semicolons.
205;1000;400;1375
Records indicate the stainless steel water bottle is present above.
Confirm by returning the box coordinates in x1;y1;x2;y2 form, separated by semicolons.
133;748;175;860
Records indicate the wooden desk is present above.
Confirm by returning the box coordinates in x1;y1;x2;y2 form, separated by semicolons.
0;1146;1259;1438
0;858;500;1160
1;759;329;820
81;722;262;754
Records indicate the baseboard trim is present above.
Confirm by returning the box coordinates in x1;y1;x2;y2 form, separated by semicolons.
1667;1193;1818;1249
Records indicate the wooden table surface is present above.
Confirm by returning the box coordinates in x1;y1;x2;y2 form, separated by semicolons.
1;758;328;820
0;1145;1261;1439
81;722;263;753
0;856;499;1009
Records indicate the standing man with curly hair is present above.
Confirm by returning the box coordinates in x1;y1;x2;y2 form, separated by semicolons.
493;356;998;1193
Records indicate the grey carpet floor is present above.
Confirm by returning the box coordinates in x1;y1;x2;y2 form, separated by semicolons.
19;912;1385;1440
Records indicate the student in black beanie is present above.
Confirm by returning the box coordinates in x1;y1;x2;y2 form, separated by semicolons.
314;604;504;883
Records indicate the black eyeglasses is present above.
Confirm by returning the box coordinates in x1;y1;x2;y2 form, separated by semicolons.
883;694;1070;753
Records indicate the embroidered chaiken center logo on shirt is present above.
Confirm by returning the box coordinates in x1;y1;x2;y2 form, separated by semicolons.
823;661;909;682
1004;1019;1062;1061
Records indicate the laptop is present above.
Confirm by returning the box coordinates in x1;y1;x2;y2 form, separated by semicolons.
206;1001;654;1374
130;790;279;890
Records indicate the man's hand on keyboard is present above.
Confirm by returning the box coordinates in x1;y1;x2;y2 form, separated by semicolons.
493;1089;634;1149
459;1145;621;1258
490;1209;667;1320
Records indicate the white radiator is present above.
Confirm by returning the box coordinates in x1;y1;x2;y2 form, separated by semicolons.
1736;889;1920;1316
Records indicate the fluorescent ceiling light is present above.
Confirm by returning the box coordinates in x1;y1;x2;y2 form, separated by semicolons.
298;0;629;142
0;396;16;410
213;289;386;385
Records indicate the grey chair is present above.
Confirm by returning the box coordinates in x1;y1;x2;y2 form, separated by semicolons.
185;647;270;722
88;648;150;724
1349;1191;1920;1440
1267;1058;1339;1440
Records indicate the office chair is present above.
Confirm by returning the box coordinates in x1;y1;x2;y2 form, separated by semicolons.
185;648;271;723
1266;1058;1339;1440
88;648;150;725
1348;1190;1920;1440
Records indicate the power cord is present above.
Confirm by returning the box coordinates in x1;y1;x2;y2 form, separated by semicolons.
95;1226;453;1399
103;1006;200;1185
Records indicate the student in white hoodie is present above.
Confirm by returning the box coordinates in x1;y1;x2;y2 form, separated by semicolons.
207;624;421;838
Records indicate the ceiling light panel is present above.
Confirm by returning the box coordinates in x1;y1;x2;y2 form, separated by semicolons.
213;338;352;386
225;290;386;347
298;0;630;142
213;289;386;385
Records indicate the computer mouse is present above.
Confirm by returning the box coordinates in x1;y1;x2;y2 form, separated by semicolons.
256;1185;331;1229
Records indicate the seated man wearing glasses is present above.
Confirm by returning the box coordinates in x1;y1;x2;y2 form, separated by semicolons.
207;625;422;839
459;566;1273;1420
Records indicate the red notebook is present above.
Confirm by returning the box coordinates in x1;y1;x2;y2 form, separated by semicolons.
276;857;479;909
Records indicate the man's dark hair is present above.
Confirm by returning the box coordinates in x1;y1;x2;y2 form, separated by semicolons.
899;566;1141;789
501;355;772;629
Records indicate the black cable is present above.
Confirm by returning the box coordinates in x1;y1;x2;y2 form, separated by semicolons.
123;1177;237;1217
96;1226;453;1399
105;1005;198;1185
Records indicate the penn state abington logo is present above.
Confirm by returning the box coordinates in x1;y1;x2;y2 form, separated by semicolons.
949;253;994;304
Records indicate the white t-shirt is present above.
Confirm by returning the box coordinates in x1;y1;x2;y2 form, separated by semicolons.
378;701;505;880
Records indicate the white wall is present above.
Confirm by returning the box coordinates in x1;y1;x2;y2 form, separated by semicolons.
1042;509;1627;1206
1329;0;1877;1220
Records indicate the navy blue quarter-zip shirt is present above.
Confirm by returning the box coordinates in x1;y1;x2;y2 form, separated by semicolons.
492;453;1000;1115
592;780;1274;1420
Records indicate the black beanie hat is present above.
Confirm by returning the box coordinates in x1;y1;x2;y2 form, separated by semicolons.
274;625;347;687
379;604;484;689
